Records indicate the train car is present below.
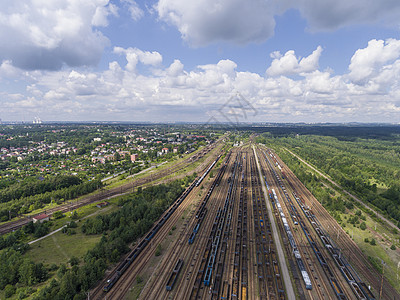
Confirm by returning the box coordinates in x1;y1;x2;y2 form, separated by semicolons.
116;259;130;275
127;248;139;261
204;267;212;286
221;281;230;299
103;273;119;292
193;222;201;233
166;259;184;291
188;232;196;244
301;270;312;290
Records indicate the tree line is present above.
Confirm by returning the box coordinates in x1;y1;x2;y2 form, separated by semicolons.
0;179;101;222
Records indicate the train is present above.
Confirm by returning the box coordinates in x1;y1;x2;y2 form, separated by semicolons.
196;155;221;186
265;149;375;300
271;188;312;290
264;152;312;291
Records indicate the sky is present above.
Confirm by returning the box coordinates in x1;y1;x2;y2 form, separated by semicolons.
1;0;400;123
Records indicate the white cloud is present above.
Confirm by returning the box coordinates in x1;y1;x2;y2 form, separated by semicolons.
266;46;322;76
92;3;119;26
114;47;162;72
155;0;276;46
349;39;400;84
167;60;184;76
0;0;113;70
2;42;400;123
122;0;144;21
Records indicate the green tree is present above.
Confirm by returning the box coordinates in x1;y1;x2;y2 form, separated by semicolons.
360;222;367;230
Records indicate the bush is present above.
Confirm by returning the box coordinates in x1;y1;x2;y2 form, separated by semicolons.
364;238;369;243
69;256;80;266
68;221;78;228
49;263;58;271
4;284;16;298
390;244;396;250
360;222;367;230
155;244;162;257
370;238;376;246
53;211;64;219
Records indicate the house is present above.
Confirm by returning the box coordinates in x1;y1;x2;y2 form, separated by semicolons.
130;154;139;162
162;147;169;154
33;213;50;223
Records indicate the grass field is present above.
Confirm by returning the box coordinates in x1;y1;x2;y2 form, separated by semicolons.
25;225;101;266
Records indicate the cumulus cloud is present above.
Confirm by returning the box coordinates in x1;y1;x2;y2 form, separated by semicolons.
266;46;322;76
114;47;162;72
0;0;115;70
349;39;400;84
2;42;400;123
155;0;276;46
92;3;119;26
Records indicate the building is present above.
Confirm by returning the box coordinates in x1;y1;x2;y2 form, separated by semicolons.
162;147;169;154
130;154;139;162
96;202;109;208
33;213;50;223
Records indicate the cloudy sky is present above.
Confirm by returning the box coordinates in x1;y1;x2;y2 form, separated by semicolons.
1;0;400;123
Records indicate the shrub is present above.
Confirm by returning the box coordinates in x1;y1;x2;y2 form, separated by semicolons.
390;245;396;250
155;244;162;257
370;238;376;246
53;211;64;219
360;222;367;230
4;284;16;298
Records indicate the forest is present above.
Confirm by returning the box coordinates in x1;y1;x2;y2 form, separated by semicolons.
0;175;195;299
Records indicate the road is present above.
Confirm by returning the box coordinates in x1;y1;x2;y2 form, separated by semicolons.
253;145;296;299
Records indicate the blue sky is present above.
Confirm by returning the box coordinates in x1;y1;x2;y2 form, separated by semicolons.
1;0;400;123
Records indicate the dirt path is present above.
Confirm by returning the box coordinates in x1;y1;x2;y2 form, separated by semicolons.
51;234;70;260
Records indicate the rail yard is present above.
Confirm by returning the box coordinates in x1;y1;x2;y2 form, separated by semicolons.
90;143;400;300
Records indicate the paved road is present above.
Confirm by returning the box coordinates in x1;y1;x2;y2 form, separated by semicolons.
253;146;296;299
285;148;399;232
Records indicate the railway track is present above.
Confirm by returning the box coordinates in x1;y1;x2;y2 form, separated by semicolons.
139;149;234;299
90;143;398;300
89;150;224;299
250;153;287;300
263;147;400;299
261;147;355;299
